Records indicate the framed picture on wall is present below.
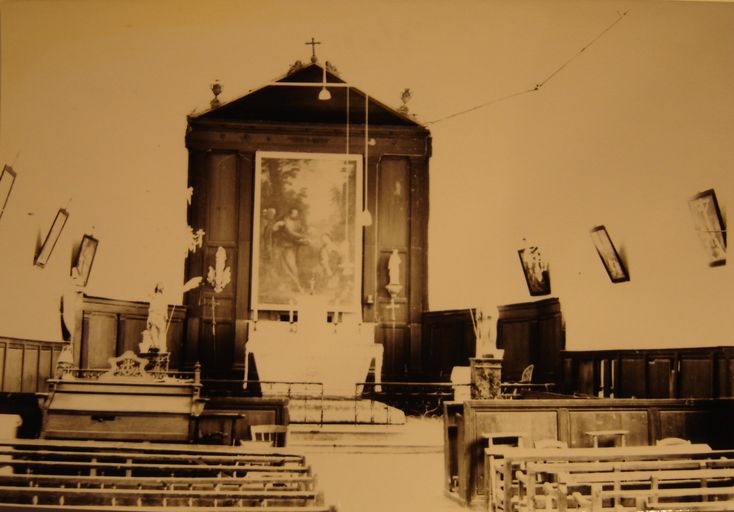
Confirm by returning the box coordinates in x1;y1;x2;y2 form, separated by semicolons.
0;165;17;222
72;234;99;286
590;225;629;283
517;245;551;296
251;151;363;311
34;208;69;267
689;188;726;267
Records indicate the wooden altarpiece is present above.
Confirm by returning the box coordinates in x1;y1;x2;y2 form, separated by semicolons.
183;62;431;383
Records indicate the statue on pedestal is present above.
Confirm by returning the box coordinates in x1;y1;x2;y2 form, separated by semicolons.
386;249;403;299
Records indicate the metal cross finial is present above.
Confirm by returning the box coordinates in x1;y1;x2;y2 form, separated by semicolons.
305;37;321;63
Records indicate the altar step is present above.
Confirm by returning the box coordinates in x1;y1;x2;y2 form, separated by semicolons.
288;420;442;453
286;398;406;425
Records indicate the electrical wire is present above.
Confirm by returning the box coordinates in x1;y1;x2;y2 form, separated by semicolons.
425;10;630;126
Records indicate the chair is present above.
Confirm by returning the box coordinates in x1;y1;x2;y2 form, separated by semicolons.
519;364;534;383
250;424;288;447
502;364;535;397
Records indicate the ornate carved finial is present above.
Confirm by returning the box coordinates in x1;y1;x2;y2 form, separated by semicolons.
288;60;304;74
325;60;339;75
210;80;222;109
305;37;321;64
398;88;412;114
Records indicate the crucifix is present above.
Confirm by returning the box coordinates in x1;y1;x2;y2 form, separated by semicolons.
305;37;321;64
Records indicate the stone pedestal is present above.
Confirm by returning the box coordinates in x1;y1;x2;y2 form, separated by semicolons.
469;357;502;399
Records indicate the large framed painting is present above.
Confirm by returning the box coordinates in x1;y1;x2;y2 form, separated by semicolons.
72;234;99;286
34;208;69;267
689;188;726;267
590;225;629;283
0;164;17;222
517;245;551;296
252;151;363;311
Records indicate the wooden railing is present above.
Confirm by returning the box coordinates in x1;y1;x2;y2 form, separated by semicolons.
0;336;66;394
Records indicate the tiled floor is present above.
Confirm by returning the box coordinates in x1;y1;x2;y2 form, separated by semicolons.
297;417;467;512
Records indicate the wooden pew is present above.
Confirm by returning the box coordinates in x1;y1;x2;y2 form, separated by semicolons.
485;443;716;512
0;438;337;511
0;486;324;507
0;473;317;491
580;483;734;511
538;466;734;511
0;506;338;512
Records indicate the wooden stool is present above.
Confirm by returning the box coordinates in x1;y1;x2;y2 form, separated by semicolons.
585;429;628;447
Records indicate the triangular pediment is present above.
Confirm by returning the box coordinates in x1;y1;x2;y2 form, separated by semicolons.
196;64;421;127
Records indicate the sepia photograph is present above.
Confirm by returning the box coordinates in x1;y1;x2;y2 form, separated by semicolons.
2;0;734;510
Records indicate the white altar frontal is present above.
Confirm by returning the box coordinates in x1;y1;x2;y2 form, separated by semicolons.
246;295;383;397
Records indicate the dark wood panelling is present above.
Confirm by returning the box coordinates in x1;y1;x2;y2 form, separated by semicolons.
0;337;65;394
377;158;409;248
378;325;410;379
117;316;147;355
78;296;186;369
617;356;646;398
658;410;713;444
497;298;564;383
83;313;117;368
679;354;714;398
647;357;675;398
567;410;649;447
421;309;475;381
206;154;238;242
562;346;734;400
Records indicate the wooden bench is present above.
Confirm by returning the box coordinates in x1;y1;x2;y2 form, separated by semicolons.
485;443;716;512
0;439;336;511
0;506;338;512
534;465;734;511
580;483;734;511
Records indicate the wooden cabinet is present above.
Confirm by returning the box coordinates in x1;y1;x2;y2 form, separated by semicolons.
496;298;564;383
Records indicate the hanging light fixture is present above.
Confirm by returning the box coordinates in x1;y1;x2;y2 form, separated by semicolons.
360;92;373;226
318;62;331;101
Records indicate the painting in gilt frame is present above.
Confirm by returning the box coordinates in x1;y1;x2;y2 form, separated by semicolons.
0;164;17;222
34;208;69;267
518;245;551;296
73;234;99;286
251;151;363;311
689;188;726;267
590;225;629;283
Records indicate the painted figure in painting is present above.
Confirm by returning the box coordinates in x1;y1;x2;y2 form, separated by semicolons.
272;208;309;293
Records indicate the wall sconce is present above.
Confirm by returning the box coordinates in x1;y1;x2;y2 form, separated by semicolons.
0;165;17;222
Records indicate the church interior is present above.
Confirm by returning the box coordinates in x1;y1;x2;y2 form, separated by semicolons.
2;0;734;510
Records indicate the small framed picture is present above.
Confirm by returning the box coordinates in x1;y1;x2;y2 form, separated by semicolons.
73;234;99;286
689;189;726;267
34;208;69;267
518;245;551;296
0;165;17;221
590;225;629;283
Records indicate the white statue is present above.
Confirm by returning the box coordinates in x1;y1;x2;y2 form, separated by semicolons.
141;282;167;353
388;249;402;286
